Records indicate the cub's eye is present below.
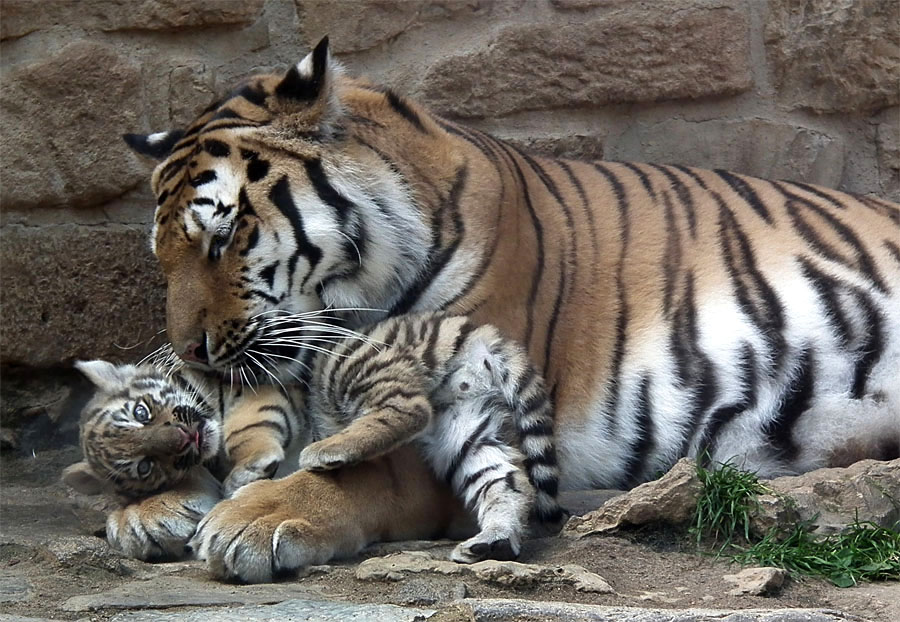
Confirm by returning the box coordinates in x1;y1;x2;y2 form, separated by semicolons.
136;458;153;478
133;403;151;423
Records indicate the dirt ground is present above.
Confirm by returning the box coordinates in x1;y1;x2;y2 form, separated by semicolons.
1;447;898;621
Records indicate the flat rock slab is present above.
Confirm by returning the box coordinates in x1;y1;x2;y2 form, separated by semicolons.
107;598;435;622
455;598;866;621
0;574;31;603
61;575;328;612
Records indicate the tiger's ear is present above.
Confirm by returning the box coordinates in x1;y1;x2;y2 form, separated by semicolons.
273;37;344;135
123;130;185;160
62;461;106;496
75;360;136;394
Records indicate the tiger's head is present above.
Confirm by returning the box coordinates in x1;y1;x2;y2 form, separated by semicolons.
62;360;221;499
124;36;448;381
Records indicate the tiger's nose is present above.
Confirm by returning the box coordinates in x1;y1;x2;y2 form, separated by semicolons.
180;336;208;364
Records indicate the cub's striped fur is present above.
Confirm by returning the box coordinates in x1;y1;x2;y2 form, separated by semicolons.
66;312;563;564
119;37;899;581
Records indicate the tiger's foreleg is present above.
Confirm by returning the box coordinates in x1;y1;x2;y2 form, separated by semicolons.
222;385;301;497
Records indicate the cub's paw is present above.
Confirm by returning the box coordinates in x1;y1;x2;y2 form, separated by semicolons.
107;468;221;561
450;527;521;564
223;454;281;498
189;474;364;583
298;437;357;471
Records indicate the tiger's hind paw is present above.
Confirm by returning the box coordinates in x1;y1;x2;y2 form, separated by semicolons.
450;528;521;563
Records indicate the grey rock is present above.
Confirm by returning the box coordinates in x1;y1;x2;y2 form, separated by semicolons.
107;598;436;622
0;41;146;211
0;224;166;367
752;458;900;536
0;573;31;603
766;0;900;114
356;551;613;593
0;0;265;39
0;615;71;622
455;598;865;621
564;458;701;537
608;118;845;189
723;567;788;597
420;2;752;117
62;575;328;612
46;536;132;575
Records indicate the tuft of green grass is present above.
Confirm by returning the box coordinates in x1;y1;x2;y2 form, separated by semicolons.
691;461;900;587
733;519;900;587
690;460;767;549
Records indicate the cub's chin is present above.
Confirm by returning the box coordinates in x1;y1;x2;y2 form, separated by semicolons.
198;418;222;462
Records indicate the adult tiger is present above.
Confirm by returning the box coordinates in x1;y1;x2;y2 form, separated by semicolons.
121;37;900;582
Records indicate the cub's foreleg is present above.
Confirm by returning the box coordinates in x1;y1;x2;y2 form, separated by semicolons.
223;385;303;497
298;356;432;471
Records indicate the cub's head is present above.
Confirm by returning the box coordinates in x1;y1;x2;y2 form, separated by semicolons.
62;361;221;498
124;36;432;381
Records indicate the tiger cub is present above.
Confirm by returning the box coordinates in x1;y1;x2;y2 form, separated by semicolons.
64;312;564;563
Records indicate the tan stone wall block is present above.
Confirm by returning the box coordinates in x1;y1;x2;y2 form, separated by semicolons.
419;2;752;117
0;0;265;40
0;225;165;367
0;41;147;211
766;0;900;114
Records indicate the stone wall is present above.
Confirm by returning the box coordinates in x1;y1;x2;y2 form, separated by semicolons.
1;0;898;370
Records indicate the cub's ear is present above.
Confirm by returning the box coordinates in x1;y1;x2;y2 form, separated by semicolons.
123;130;185;160
273;36;343;135
62;461;106;496
75;360;136;394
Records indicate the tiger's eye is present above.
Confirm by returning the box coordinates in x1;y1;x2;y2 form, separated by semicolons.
137;458;153;477
133;403;151;423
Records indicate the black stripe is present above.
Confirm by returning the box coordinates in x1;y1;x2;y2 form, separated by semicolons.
715;169;772;224
848;288;884;399
390;166;467;315
763;347;815;461
622;162;657;200
239;224;260;257
798;257;852;347
620;375;655;487
268;175;323;292
776;182;888;293
459;464;502;491
661;190;682;316
718;199;787;371
225;420;287;446
203;139;231;158
259;262;278;289
592;164;629;424
649;164;698;238
189;170;217;187
521;153;574;375
445;416;492;484
884;240;900;265
672;272;719;457
385;90;428;133
247;158;270;183
780;180;847;211
304;158;354;224
696;343;757;461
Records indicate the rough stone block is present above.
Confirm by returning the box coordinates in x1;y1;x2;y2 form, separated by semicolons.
0;0;265;39
0;41;147;211
0;224;165;367
295;0;504;53
167;62;216;128
499;133;606;162
766;0;900;114
607;118;845;187
419;2;752;117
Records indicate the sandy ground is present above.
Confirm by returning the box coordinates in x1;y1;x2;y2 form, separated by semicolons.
1;447;898;621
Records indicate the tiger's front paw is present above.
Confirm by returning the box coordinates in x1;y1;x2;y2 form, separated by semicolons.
189;474;364;583
298;437;358;471
107;467;221;561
